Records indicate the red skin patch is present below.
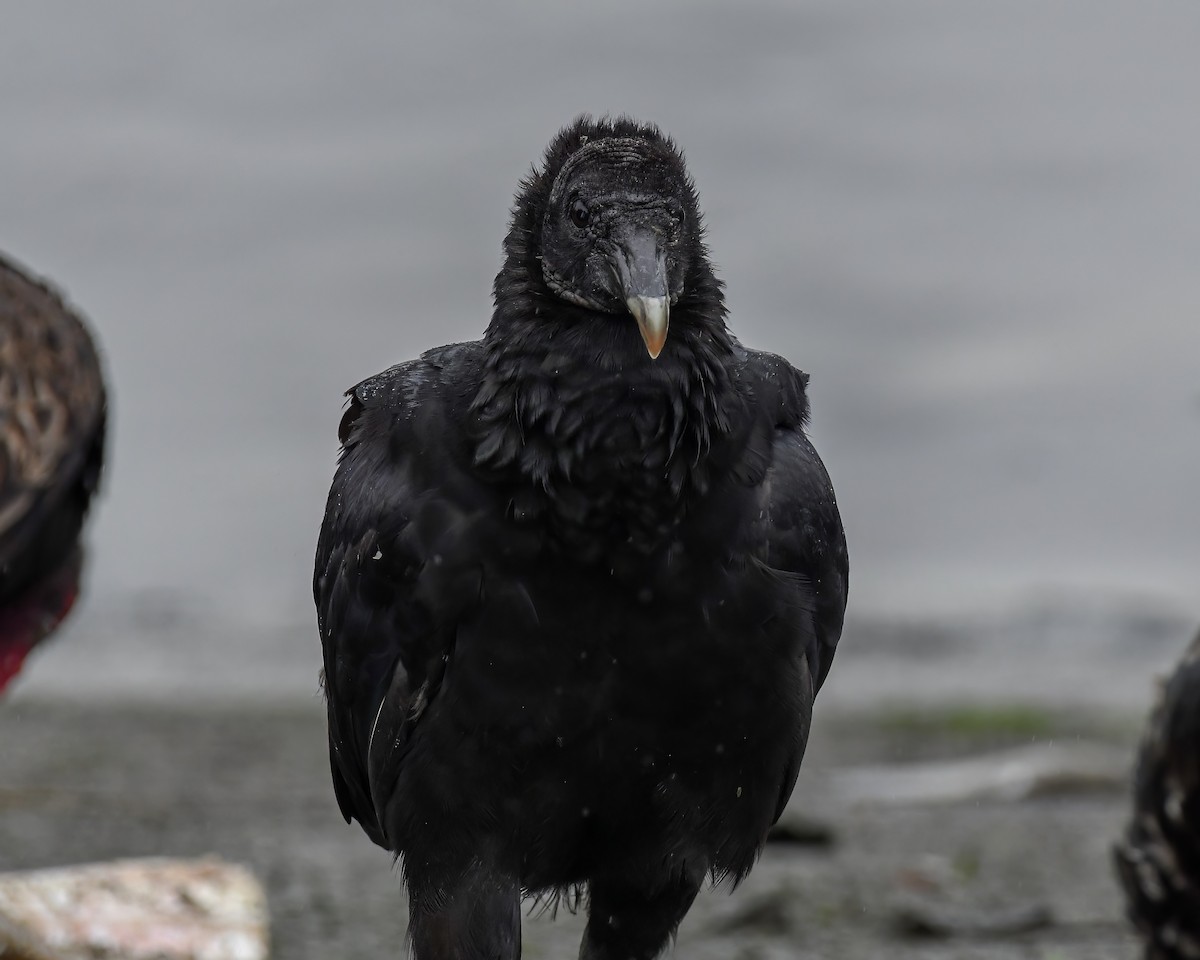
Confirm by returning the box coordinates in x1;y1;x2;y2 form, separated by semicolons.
0;637;36;692
0;561;81;694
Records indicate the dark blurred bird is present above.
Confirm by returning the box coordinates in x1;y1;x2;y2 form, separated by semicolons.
314;116;848;959
1115;629;1200;958
0;253;106;693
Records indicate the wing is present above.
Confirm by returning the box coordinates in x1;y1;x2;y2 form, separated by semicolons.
737;348;848;822
765;429;848;698
314;346;484;848
738;347;848;695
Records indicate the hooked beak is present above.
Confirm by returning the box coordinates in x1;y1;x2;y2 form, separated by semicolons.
608;229;670;359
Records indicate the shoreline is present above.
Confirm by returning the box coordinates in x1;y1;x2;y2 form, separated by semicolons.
1;697;1142;958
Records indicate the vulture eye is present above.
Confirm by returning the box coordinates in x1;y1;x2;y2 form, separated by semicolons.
569;199;591;229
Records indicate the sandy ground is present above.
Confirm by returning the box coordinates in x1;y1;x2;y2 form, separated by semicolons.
0;697;1144;959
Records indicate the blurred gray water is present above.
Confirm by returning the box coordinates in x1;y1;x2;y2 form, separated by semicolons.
1;2;1197;703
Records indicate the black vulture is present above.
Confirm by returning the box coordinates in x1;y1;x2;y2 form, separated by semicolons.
314;116;848;959
0;253;106;693
1115;629;1200;958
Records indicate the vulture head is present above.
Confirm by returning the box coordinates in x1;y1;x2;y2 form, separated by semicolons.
495;116;721;361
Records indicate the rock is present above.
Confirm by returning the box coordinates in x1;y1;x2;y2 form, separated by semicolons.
833;742;1129;806
0;857;267;960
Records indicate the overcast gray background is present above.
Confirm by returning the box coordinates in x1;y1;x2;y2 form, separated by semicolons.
2;2;1196;702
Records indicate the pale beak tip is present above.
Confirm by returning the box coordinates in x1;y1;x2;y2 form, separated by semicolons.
627;295;669;361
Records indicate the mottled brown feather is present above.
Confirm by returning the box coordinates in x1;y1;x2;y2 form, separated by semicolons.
0;252;106;602
1115;630;1200;959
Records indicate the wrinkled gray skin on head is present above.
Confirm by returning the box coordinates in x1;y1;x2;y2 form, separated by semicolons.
539;137;698;358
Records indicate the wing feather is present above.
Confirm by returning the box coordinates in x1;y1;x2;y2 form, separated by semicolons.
314;349;481;847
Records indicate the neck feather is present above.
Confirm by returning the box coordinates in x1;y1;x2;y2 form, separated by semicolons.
471;256;739;560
